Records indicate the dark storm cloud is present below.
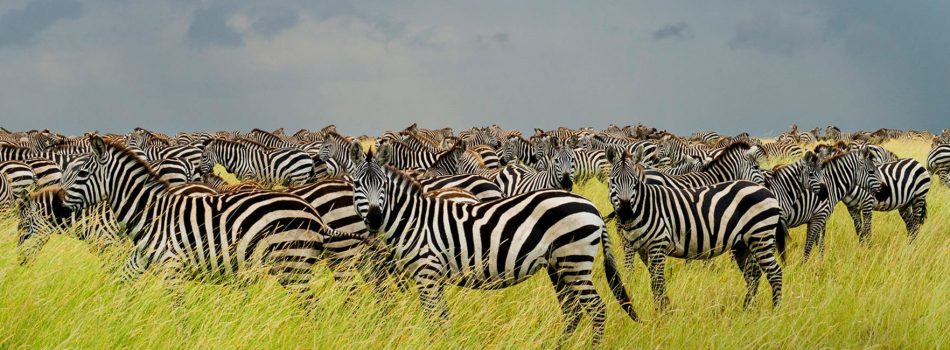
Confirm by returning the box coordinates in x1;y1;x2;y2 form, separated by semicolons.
186;2;243;47
0;1;947;136
0;0;82;48
652;22;691;41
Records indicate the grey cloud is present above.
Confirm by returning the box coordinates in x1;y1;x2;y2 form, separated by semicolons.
476;32;509;48
652;22;691;41
186;2;243;47
252;10;299;37
0;0;82;48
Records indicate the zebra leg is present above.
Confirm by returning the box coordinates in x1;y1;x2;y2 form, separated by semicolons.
847;205;866;243
860;204;873;242
646;250;671;311
272;259;320;311
546;266;582;346
802;215;828;261
899;206;917;239
572;279;607;348
119;249;148;284
158;262;187;307
748;239;783;308
734;248;762;308
621;237;638;271
415;279;450;323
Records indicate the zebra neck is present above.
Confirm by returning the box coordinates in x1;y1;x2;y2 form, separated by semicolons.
109;175;167;234
380;169;427;243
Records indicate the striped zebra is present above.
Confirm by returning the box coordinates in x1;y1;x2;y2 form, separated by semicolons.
1;141;83;170
659;155;706;176
347;145;638;347
756;140;804;160
571;149;609;183
150;158;199;184
16;183;217;265
246;129;328;177
605;148;786;309
1;161;36;195
813;149;883;254
200;173;264;193
319;132;362;177
58;136;363;302
198;139;314;186
763;152;831;260
927;144;950;186
844;158;930;241
688;131;721;145
644;142;764;189
849;143;898;165
128;130;203;167
656;136;711;166
495;141;575;196
0;173;12;211
589;134;659;166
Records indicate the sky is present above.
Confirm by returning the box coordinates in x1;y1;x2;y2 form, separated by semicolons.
0;0;947;137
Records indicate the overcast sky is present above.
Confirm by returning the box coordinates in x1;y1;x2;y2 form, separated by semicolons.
1;0;947;137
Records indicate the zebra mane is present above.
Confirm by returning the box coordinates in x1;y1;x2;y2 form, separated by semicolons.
701;142;752;171
100;138;172;189
323;131;353;144
821;149;863;166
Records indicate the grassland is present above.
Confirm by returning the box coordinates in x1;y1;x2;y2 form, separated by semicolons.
0;139;947;349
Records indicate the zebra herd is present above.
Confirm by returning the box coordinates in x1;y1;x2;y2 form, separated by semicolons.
0;124;945;347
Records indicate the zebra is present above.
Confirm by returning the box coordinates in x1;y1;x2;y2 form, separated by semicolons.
644;142;765;189
688;131;721;145
128;130;203;168
58;136;363;303
659;155;706;176
495;140;575;196
589;134;658;166
812;149;883;255
928;144;950;186
849;143;898;165
756;140;804;161
15;183;218;265
656;136;711;167
0;174;12;211
347;144;638;348
763;152;831;260
1;161;36;195
198;138;314;186
1;141;83;170
319;132;362;177
571;149;610;183
843;158;930;241
605;148;787;310
200;173;264;193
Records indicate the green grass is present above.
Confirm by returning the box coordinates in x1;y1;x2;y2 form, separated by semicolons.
0;139;947;349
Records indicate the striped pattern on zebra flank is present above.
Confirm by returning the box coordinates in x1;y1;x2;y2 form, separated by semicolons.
198;139;314;186
59;136;364;300
605;148;786;309
23;158;62;189
150;158;199;184
418;174;503;201
0;174;12;211
658;155;706;176
757;140;804;160
1;161;36;195
347;147;637;347
928;144;950;186
644;142;764;189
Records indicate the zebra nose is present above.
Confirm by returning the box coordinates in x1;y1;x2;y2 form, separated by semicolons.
560;175;573;191
365;206;383;230
615;201;632;222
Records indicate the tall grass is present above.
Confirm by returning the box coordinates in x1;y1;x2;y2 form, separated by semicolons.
0;140;947;349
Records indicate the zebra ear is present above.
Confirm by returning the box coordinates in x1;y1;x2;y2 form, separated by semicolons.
348;140;364;165
89;135;108;159
804;151;818;164
376;144;392;165
605;147;621;164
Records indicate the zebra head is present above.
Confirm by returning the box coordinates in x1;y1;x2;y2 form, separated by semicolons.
349;141;390;232
551;141;576;191
197;141;220;175
801;151;826;198
744;146;766;185
856;148;884;194
60;138;112;210
15;189;68;266
605;146;644;224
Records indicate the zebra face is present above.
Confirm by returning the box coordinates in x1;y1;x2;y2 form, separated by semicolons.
553;147;575;191
197;146;217;175
61;143;110;210
855;150;884;194
606;148;643;223
802;152;825;196
350;144;390;232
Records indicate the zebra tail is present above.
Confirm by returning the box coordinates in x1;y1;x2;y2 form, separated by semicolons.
601;225;639;322
776;218;790;263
